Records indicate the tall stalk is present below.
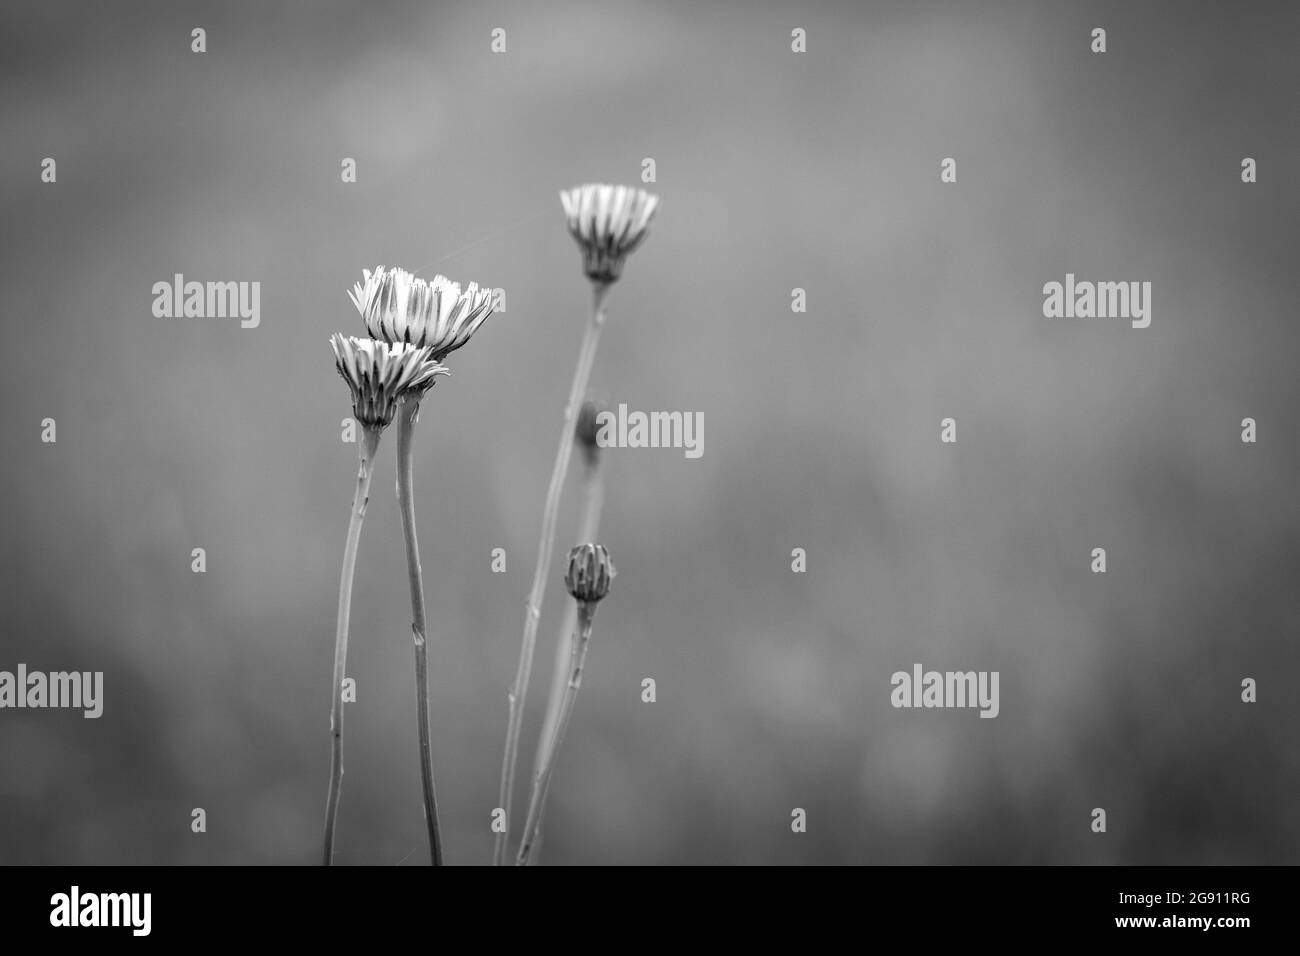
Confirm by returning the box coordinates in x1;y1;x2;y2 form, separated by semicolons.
494;282;608;865
516;602;597;866
535;460;604;778
395;395;444;866
526;460;603;864
323;425;382;866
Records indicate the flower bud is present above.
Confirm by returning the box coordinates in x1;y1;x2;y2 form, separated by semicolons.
564;543;615;604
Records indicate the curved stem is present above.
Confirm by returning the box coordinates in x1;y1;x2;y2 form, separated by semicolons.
396;396;444;866
517;602;597;866
323;424;382;866
494;282;609;865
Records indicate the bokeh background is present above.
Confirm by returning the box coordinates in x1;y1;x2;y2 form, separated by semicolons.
0;0;1296;865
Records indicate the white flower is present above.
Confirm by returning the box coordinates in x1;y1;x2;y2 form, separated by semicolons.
560;184;660;283
330;334;448;428
349;266;495;360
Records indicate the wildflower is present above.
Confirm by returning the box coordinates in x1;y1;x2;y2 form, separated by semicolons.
496;185;658;865
329;334;447;429
345;268;493;866
349;267;495;361
559;184;660;284
323;334;445;865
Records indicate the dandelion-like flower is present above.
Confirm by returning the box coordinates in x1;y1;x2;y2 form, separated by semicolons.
564;543;616;604
560;184;660;284
348;268;489;867
500;185;659;865
323;335;444;864
330;334;447;429
349;266;495;361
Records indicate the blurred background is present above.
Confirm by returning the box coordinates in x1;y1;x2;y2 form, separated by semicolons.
0;0;1296;865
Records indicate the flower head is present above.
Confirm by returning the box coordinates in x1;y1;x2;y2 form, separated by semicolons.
330;334;447;429
564;543;616;604
349;266;495;361
560;184;660;284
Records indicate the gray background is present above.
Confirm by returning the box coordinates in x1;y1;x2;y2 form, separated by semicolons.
0;0;1296;864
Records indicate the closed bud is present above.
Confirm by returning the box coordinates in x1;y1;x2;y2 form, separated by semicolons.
564;543;615;604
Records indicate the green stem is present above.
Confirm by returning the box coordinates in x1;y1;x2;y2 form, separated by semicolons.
396;395;444;866
494;282;609;865
323;424;382;866
516;602;597;865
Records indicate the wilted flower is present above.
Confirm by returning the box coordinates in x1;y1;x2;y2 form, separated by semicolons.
349;266;495;361
330;334;447;429
560;184;660;284
564;543;616;604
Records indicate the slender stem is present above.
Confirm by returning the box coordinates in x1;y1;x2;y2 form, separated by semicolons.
527;463;603;865
323;424;382;866
534;461;604;788
396;395;444;866
517;602;597;866
494;281;609;865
